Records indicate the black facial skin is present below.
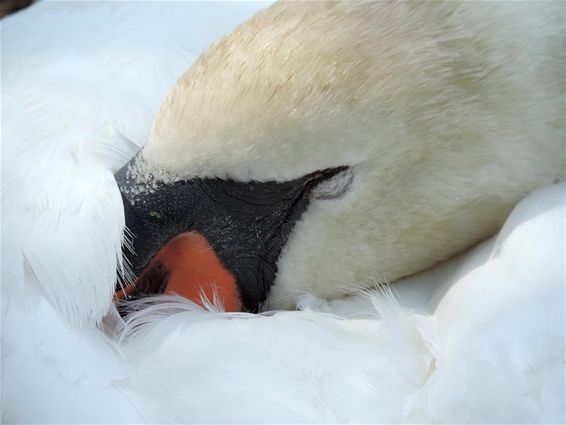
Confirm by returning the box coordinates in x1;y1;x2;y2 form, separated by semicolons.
115;156;347;313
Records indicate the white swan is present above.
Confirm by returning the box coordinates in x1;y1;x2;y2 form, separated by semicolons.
2;1;564;423
122;1;564;311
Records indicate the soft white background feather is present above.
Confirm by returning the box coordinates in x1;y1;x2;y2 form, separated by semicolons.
1;1;564;423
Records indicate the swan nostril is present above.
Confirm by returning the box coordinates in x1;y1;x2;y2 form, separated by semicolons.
305;166;353;200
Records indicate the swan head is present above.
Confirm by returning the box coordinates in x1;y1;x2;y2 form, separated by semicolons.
116;2;564;311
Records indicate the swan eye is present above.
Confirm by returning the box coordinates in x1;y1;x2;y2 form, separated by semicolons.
305;167;353;200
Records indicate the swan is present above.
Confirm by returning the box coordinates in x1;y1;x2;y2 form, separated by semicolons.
118;1;564;311
2;1;564;423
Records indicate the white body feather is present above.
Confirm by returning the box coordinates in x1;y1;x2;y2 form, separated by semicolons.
1;1;564;423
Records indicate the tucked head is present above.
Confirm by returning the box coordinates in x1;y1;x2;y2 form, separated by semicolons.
116;1;564;311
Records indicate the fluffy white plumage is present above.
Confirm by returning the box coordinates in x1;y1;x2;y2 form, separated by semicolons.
1;1;564;423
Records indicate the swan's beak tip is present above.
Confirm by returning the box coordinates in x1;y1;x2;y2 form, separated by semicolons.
118;231;243;312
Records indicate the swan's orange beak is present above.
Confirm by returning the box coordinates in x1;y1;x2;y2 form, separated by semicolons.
115;232;242;312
